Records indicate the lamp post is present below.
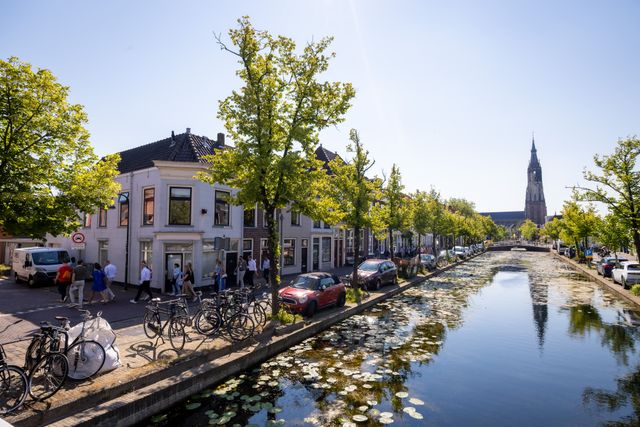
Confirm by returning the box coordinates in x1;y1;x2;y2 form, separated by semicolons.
118;192;131;290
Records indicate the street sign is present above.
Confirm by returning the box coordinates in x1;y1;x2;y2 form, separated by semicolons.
71;232;85;244
72;243;86;250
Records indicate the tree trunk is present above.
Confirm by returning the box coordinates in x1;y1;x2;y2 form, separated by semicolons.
353;226;361;294
432;233;437;256
264;206;280;318
632;227;640;263
388;228;394;258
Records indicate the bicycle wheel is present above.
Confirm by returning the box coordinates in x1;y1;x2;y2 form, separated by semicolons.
194;310;222;336
25;335;47;372
251;302;267;328
66;340;106;380
0;365;28;415
143;311;160;339
168;318;186;351
226;313;255;342
28;353;68;401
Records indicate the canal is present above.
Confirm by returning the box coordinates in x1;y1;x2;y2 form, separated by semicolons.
143;252;640;426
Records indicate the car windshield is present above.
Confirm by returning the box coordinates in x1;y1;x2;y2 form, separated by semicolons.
31;251;68;266
359;261;380;272
291;275;318;290
607;258;628;264
454;246;463;251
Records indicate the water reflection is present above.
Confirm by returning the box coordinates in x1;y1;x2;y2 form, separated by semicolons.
142;253;640;427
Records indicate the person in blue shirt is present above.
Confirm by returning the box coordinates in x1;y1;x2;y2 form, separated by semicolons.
88;263;109;304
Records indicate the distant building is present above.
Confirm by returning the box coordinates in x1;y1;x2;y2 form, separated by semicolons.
481;137;548;230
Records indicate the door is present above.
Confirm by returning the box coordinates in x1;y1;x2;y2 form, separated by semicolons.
312;238;320;271
301;247;308;273
165;253;183;293
225;252;238;288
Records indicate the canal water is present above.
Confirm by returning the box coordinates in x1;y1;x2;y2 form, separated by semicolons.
143;252;640;426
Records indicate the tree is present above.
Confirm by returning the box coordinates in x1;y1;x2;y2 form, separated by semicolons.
411;190;430;250
519;219;539;241
573;137;640;258
423;189;447;255
541;218;562;243
596;213;631;259
381;164;410;256
327;129;382;291
559;201;599;258
0;57;120;238
198;18;355;316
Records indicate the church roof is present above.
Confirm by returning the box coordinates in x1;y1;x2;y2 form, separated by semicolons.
479;211;526;222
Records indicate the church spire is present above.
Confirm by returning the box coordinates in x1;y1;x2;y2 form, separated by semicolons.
531;131;536;151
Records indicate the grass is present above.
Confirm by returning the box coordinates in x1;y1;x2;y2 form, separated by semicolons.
271;308;302;324
631;285;640;297
346;287;368;303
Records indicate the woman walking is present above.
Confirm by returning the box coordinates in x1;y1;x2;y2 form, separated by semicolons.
182;262;197;301
88;263;109;304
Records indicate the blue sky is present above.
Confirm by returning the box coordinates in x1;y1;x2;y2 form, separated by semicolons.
3;0;639;214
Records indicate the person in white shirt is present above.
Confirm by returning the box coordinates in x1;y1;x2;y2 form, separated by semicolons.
261;256;271;286
131;261;153;303
247;256;257;288
172;263;183;296
103;260;117;301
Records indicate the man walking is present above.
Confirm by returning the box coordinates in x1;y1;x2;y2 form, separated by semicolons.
261;256;270;287
235;256;247;289
130;261;153;303
70;260;87;308
103;260;117;301
55;258;73;303
246;255;257;288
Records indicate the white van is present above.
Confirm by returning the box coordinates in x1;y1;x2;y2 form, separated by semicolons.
12;247;70;286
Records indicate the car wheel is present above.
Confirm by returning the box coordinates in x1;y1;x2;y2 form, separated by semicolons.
27;275;36;287
15;272;22;284
374;280;381;291
623;278;628;289
305;301;317;317
336;293;346;307
392;275;398;285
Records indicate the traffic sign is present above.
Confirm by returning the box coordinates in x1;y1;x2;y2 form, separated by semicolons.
72;242;86;250
71;232;85;244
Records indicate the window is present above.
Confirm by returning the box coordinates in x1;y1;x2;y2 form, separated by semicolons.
83;213;92;228
143;188;155;225
313;220;321;229
169;187;191;225
322;237;331;262
119;195;129;226
202;241;216;280
99;208;107;227
324;221;331;229
215;190;230;226
244;206;256;227
98;240;108;266
263;210;272;228
243;239;253;260
320;277;334;288
290;210;301;226
283;239;295;266
140;241;153;266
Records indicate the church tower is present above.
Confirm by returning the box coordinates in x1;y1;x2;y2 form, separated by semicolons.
525;138;547;225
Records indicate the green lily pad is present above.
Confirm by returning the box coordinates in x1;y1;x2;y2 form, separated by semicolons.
151;414;168;423
185;402;201;410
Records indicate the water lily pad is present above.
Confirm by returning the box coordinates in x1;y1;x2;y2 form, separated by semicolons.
151;414;168;423
352;414;368;422
358;405;368;412
408;397;424;405
379;412;393;418
395;391;409;398
185;402;201;410
379;417;394;425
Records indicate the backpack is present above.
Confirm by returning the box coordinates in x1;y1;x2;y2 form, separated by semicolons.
59;268;72;284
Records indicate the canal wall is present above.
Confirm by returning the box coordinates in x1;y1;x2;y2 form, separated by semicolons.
42;254;482;427
551;252;640;308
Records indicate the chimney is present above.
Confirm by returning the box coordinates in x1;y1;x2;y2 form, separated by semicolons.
217;132;225;148
169;130;176;147
186;127;191;134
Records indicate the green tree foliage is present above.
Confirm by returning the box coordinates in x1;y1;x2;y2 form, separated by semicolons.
198;18;355;315
596;213;631;258
559;201;599;258
541;217;562;242
0;57;120;238
423;189;447;254
519;219;539;241
327;129;382;290
411;190;430;249
381;164;410;255
573;137;640;258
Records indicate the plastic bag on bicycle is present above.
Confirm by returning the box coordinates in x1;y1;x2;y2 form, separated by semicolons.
67;315;121;378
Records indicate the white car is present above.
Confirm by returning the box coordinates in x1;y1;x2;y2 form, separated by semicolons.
612;261;640;289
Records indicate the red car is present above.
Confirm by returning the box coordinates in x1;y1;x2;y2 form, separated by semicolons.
278;272;346;317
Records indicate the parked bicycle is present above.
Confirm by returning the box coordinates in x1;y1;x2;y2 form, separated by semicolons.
0;320;28;415
192;290;256;342
23;322;69;401
56;310;106;380
143;297;188;351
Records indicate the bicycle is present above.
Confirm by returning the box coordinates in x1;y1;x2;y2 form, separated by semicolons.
24;322;69;401
56;310;106;380
143;297;188;351
0;320;28;415
193;290;255;341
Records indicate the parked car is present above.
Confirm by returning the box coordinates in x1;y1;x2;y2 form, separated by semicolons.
453;246;467;259
12;247;71;286
419;254;436;271
438;249;455;260
355;259;398;291
612;262;640;289
278;272;346;317
596;257;628;278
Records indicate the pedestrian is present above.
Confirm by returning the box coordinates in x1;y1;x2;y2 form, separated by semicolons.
55;258;73;303
130;261;153;304
70;259;86;308
235;256;247;289
88;263;109;304
103;259;117;301
261;256;270;287
246;255;257;288
181;262;197;301
172;263;183;296
214;259;226;293
70;257;77;268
